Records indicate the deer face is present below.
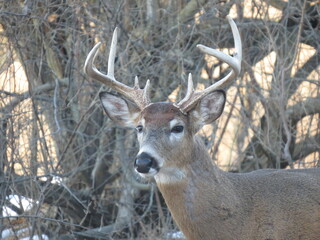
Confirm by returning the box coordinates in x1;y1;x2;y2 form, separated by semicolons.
99;91;226;179
134;102;191;178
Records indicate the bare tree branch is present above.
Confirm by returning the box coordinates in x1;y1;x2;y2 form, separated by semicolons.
0;78;68;114
287;96;320;124
293;134;320;161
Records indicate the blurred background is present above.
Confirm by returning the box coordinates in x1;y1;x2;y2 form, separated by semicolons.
0;0;319;239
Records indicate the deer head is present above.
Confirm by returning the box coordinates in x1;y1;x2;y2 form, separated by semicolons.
84;16;241;180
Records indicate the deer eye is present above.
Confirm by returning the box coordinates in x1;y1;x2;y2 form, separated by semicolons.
171;125;184;133
136;125;143;133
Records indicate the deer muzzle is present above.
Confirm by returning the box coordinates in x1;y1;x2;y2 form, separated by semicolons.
134;152;158;175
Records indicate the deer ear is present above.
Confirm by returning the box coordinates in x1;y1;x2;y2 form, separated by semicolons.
99;92;141;128
190;90;226;131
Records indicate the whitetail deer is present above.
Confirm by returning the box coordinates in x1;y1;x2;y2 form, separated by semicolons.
84;16;320;240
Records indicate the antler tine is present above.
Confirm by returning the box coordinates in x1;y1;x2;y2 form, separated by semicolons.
176;73;194;107
176;15;242;113
84;28;151;110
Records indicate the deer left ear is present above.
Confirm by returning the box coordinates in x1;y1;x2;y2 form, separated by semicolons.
190;90;226;131
99;92;141;128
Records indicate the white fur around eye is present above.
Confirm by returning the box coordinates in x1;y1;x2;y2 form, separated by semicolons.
169;119;180;129
170;133;183;142
169;119;184;142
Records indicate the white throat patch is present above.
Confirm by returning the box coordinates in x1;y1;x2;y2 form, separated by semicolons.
154;167;186;184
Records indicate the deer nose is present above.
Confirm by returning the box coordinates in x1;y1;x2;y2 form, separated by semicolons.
134;152;156;174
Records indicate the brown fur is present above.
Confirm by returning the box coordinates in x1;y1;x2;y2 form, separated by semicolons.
100;97;320;240
157;137;320;239
140;103;320;240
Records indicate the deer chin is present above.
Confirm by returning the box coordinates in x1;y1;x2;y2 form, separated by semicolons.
136;167;159;179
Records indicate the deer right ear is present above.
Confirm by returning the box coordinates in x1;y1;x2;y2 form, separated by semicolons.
99;92;141;128
190;90;226;132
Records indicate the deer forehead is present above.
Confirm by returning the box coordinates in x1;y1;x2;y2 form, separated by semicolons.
140;102;186;127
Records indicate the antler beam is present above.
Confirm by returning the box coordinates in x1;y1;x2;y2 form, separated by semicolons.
84;28;151;110
176;16;242;113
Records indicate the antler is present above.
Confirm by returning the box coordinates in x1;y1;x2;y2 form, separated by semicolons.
175;16;242;113
84;28;151;110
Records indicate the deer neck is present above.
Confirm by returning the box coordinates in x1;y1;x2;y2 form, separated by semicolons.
155;136;240;239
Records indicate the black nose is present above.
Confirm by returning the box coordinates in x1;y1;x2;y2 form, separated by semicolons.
134;152;156;174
